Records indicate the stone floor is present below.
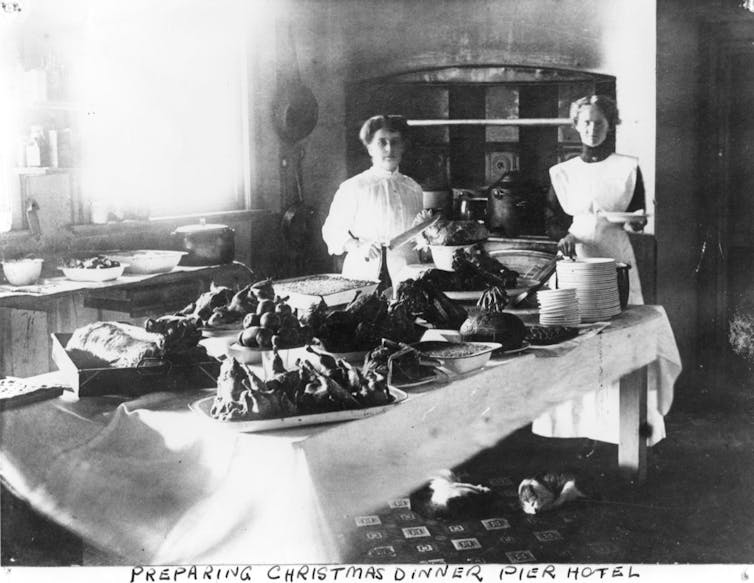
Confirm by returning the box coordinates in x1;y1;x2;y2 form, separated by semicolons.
2;358;753;566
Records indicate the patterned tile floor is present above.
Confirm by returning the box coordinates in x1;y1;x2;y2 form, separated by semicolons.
339;370;754;565
338;458;627;564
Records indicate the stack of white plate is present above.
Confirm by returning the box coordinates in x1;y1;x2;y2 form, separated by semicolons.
536;288;581;326
556;258;622;322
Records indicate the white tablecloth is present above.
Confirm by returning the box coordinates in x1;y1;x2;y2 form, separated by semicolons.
0;305;681;564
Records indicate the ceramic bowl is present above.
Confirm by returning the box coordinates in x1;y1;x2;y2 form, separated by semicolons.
412;340;502;375
61;264;127;282
107;250;186;274
2;258;44;286
429;244;474;271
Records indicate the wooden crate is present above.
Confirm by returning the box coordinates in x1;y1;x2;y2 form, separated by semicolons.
51;333;219;397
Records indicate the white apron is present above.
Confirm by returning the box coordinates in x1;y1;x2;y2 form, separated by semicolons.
532;153;666;445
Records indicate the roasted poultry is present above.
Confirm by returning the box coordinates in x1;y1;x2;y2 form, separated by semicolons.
209;349;396;422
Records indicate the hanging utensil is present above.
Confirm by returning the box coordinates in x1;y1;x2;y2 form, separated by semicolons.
280;146;316;274
275;17;318;275
272;18;319;144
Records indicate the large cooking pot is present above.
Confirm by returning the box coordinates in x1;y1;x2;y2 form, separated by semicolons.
172;220;235;266
452;188;487;221
485;171;535;238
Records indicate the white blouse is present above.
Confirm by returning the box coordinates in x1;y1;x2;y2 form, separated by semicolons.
321;166;423;281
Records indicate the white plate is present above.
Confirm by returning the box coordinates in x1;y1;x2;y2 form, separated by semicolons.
600;211;651;224
200;323;244;337
190;387;408;433
392;372;441;389
497;341;531;355
61;264;128;282
443;278;540;301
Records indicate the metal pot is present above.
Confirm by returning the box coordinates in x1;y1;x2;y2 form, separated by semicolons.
423;190;453;218
616;262;631;310
172;220;235;266
452;188;487;221
485;171;530;238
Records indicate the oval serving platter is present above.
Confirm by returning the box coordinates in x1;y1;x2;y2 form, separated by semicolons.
444;277;539;301
190;387;408;433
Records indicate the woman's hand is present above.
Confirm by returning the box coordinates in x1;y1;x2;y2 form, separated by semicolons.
360;242;382;262
344;237;381;261
625;217;647;232
557;233;577;258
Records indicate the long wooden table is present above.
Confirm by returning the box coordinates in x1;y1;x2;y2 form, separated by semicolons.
0;305;680;564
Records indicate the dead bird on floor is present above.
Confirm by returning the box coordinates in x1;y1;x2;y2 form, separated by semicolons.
518;471;587;515
411;470;499;520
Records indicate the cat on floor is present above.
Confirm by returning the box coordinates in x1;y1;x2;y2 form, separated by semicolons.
412;469;590;519
518;471;587;515
411;469;499;519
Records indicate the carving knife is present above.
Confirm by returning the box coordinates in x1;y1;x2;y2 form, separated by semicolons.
386;213;441;251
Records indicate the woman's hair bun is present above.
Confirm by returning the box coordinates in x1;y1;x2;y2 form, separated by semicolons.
570;95;620;128
359;114;410;146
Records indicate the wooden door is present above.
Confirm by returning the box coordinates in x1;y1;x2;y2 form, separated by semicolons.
698;23;754;389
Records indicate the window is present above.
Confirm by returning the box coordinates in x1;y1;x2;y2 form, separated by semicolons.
0;0;249;232
81;0;248;219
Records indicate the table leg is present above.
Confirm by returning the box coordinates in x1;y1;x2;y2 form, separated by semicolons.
618;365;648;483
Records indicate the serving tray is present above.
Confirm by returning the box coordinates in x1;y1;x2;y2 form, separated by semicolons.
272;273;378;309
443;277;539;301
190;387;408;433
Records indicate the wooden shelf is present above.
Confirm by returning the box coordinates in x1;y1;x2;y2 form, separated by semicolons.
408;118;572;127
14;167;76;176
25;101;84;112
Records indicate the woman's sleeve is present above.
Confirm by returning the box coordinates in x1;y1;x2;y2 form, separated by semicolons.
626;166;646;212
544;185;572;241
321;183;357;256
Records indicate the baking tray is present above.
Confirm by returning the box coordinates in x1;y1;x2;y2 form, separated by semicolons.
272;273;379;310
51;333;220;398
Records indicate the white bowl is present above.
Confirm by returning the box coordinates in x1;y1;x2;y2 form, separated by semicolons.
429;244;475;271
61;264;127;282
412;340;501;375
107;250;186;274
2;258;44;286
198;334;238;358
227;342;264;364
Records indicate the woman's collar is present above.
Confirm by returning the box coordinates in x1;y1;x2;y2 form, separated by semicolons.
369;165;400;179
580;142;613;163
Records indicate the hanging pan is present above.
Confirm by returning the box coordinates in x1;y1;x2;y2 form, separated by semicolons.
272;19;319;144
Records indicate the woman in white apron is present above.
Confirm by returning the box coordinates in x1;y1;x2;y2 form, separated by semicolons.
322;115;423;284
533;95;666;446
